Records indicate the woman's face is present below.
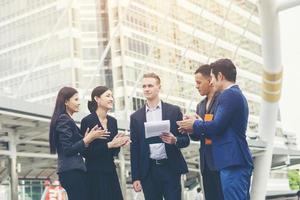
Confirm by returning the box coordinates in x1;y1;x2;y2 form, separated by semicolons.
96;90;114;110
65;93;80;115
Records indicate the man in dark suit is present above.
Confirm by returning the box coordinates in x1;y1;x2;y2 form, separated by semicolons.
177;59;253;200
192;64;223;200
130;72;190;200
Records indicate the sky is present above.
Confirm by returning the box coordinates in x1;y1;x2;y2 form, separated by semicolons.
279;6;300;138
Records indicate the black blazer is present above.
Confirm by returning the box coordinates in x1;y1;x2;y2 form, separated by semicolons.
55;114;86;173
81;112;120;172
191;92;219;172
130;101;190;182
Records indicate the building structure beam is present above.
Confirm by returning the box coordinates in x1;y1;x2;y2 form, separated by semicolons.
276;0;300;12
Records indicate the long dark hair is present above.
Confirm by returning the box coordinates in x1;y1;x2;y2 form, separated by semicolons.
49;87;78;154
88;86;109;113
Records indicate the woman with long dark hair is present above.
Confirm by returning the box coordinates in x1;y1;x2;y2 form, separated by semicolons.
49;87;108;200
81;86;130;200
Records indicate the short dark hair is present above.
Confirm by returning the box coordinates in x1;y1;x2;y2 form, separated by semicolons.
143;72;161;84
194;64;211;77
211;58;236;82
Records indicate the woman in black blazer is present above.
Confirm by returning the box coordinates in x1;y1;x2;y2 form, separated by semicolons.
81;86;130;200
49;87;108;200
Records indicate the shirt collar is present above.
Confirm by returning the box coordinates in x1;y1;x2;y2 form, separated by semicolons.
225;84;237;90
146;101;162;112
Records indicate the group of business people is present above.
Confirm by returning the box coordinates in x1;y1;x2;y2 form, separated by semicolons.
49;58;253;200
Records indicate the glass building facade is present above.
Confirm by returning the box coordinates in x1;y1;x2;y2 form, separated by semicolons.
105;0;273;138
0;0;294;194
0;0;109;105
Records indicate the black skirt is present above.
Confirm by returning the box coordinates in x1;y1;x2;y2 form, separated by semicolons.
87;168;123;200
59;169;88;200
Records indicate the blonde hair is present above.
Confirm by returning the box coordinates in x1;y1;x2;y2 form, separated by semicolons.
143;73;161;85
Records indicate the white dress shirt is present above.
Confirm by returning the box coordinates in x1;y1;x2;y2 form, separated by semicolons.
146;101;168;160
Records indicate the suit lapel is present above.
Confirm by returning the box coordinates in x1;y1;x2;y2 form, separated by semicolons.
161;101;167;120
139;105;147;124
161;101;170;150
140;105;147;124
92;112;102;128
67;115;83;137
138;105;147;138
139;105;150;153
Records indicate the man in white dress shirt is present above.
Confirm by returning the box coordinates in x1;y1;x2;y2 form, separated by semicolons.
130;72;190;200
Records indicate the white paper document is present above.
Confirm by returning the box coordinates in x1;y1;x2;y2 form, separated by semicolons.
144;120;170;139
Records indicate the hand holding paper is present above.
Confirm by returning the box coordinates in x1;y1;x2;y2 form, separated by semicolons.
160;132;177;144
144;120;170;144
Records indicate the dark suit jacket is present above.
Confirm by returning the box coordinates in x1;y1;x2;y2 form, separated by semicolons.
193;85;253;170
191;93;219;172
81;112;120;172
56;114;86;173
130;101;190;182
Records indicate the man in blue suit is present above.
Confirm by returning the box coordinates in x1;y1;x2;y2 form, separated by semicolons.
177;59;253;200
130;72;190;200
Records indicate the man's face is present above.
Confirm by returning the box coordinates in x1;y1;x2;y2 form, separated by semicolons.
210;71;222;92
142;77;160;101
195;73;211;96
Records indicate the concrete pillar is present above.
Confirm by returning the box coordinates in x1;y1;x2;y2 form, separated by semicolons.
251;1;283;199
9;134;18;200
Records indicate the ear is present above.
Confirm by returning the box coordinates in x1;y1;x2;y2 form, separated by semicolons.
208;76;212;83
64;100;69;106
217;72;223;81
